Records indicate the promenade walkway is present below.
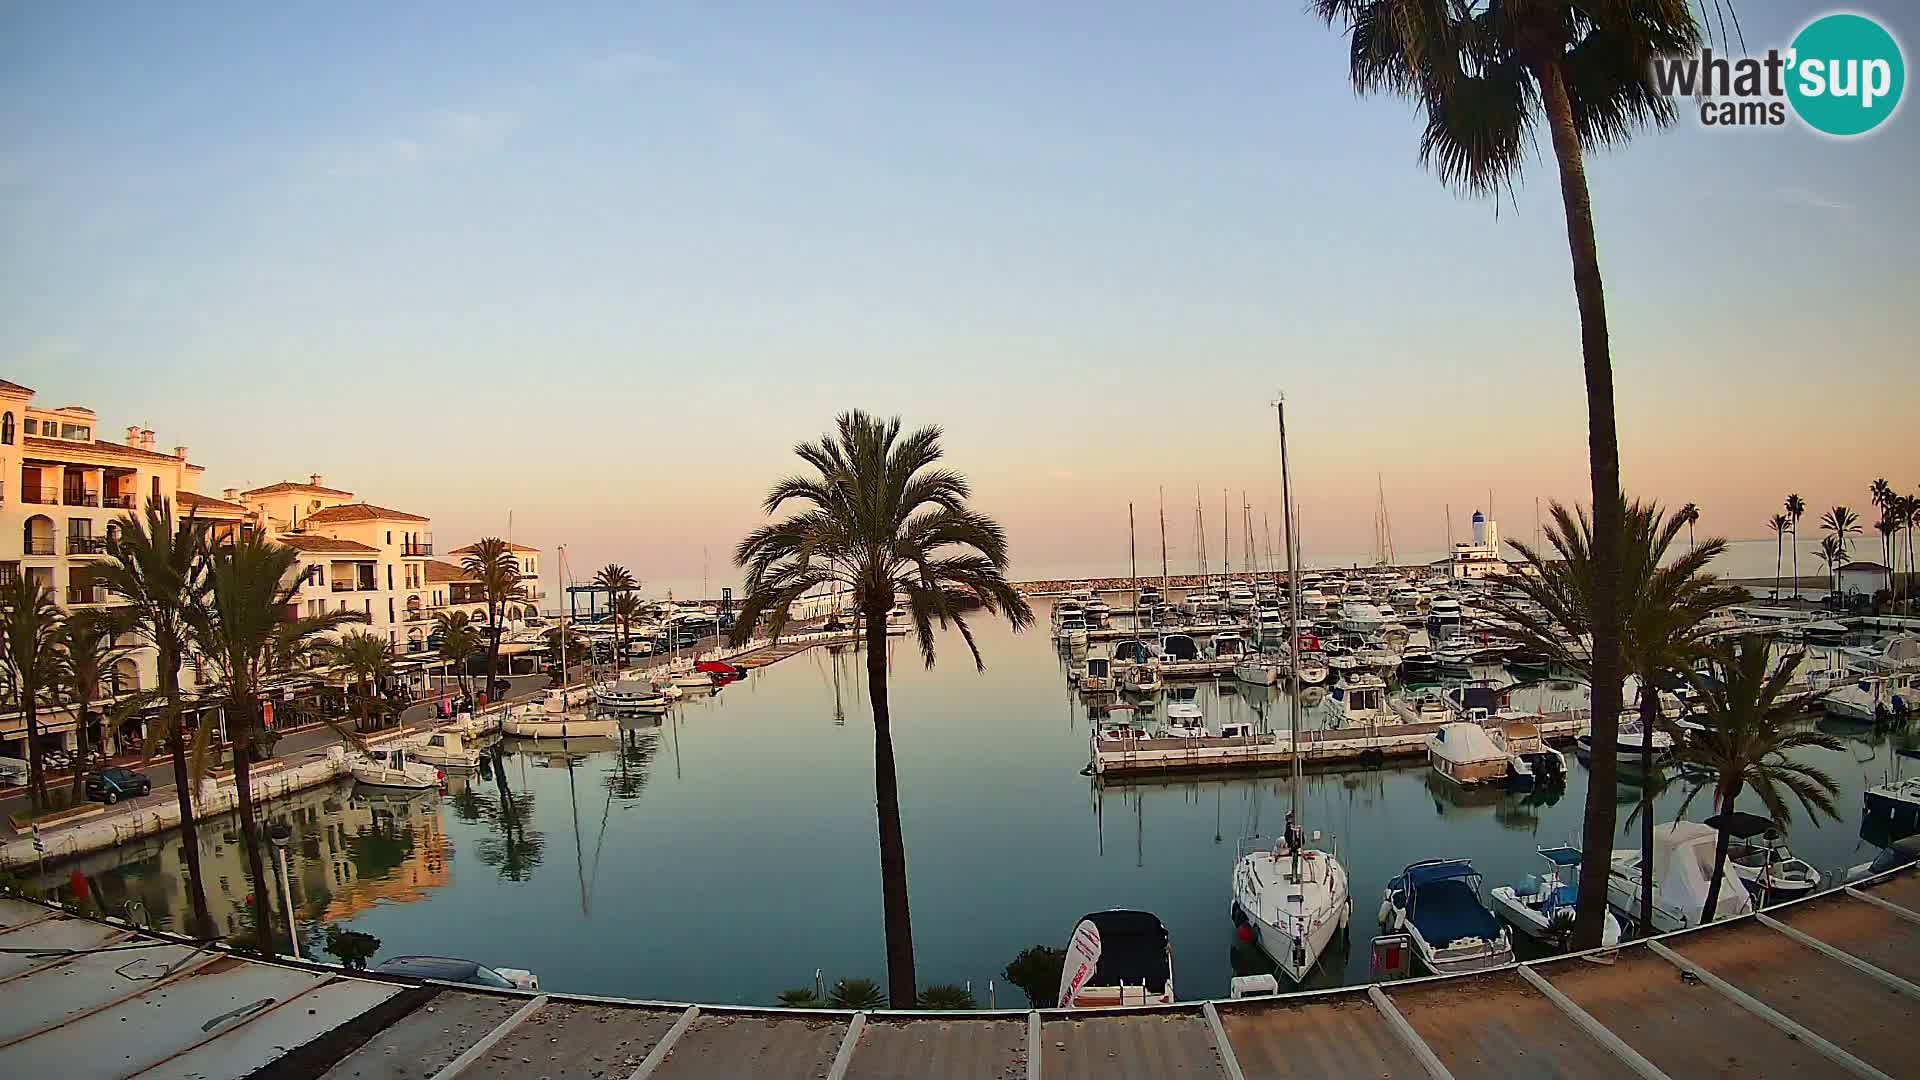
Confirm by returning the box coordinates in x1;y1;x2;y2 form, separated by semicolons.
0;868;1915;1078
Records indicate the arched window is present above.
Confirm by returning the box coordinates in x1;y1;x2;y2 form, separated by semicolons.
1;412;13;445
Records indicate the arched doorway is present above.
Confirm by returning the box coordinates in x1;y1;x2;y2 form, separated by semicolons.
22;514;54;556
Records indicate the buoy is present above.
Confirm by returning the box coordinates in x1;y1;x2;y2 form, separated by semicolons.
1235;924;1254;943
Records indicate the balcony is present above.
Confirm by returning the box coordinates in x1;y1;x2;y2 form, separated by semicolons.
66;584;110;606
103;494;135;510
0;564;17;588
64;490;101;508
21;491;60;506
67;535;109;556
23;537;56;556
402;541;433;556
331;581;353;593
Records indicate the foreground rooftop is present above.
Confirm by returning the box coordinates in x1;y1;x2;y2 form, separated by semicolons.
0;869;1916;1078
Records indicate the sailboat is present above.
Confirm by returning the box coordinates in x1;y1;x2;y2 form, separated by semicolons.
1231;396;1351;983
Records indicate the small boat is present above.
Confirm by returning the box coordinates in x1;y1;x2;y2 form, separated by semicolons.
694;660;748;678
1218;720;1257;739
1232;827;1351;983
1082;645;1116;692
1057;910;1174;1008
1378;859;1514;976
1208;632;1251;661
1490;722;1566;788
1161;700;1209;738
1606;821;1755;932
1321;673;1391;730
1823;671;1917;723
401;729;484;770
1705;811;1823;902
1232;658;1282;686
1865;774;1920;834
1490;846;1622;947
350;746;442;791
1398;647;1439;681
1391;687;1452;726
1575;724;1674;764
594;674;670;711
500;690;619;739
884;606;912;635
1427;722;1510;787
1122;659;1162;696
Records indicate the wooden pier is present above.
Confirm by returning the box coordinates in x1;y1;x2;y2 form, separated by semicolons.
3;867;1916;1078
1093;714;1589;779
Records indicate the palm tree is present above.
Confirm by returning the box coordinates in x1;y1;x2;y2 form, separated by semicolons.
433;611;481;698
610;592;645;669
322;630;396;730
100;497;215;938
1486;498;1740;936
1677;503;1700;552
55;608;138;802
1308;1;1705;946
591;564;637;666
732;411;1033;1006
1902;493;1920;608
1821;506;1860;561
0;577;65;810
1874;512;1900;607
1785;494;1807;598
188;531;363;953
1674;636;1842;920
460;539;522;700
1815;536;1846;604
1766;513;1791;602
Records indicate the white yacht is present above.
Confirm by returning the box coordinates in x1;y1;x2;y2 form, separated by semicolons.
1427;723;1511;787
1227;583;1258;613
1233;829;1351;984
1491;846;1621;947
1607;821;1755;932
1083;595;1112;627
1823;670;1916;722
1083;644;1116;692
1233;657;1282;687
1706;811;1822;902
500;690;619;739
1208;632;1251;661
1122;658;1163;695
593;673;670;711
1321;673;1391;729
1378;860;1513;976
1057;910;1174;1008
1053;603;1090;646
1575;723;1675;764
1391;687;1452;726
400;729;485;770
1161;700;1209;738
349;746;442;791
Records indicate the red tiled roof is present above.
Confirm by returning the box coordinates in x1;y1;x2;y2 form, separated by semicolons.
450;541;540;554
280;535;380;555
177;490;249;515
23;436;203;468
0;379;33;395
300;502;430;525
241;480;356;498
425;560;473;583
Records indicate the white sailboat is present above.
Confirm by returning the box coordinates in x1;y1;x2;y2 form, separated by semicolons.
1231;395;1351;984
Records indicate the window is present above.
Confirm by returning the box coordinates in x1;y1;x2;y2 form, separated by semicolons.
387;565;393;590
386;531;392;544
21;418;34;435
151;476;160;503
387;598;395;623
1;412;12;444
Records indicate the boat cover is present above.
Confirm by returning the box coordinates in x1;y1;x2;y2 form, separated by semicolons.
1081;910;1171;992
1410;879;1501;947
1537;845;1584;867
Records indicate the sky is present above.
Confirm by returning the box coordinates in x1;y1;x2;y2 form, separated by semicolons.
4;2;1916;596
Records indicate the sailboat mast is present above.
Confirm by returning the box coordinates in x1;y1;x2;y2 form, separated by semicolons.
1223;489;1230;586
1276;398;1303;809
1158;488;1169;598
1128;503;1139;625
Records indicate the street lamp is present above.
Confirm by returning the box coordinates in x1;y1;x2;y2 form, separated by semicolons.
267;823;300;960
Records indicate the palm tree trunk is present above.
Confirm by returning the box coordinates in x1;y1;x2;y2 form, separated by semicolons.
25;700;45;812
70;707;91;804
1774;534;1783;601
1538;57;1626;952
1791;528;1800;599
161;647;214;940
864;600;916;1008
227;692;276;954
1638;683;1659;935
1700;781;1740;925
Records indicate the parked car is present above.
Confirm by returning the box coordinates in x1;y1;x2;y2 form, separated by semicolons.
371;955;539;990
84;767;153;804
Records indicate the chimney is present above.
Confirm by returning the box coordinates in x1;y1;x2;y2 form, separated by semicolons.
126;425;141;447
310;473;324;488
174;445;188;461
140;429;156;452
223;488;239;502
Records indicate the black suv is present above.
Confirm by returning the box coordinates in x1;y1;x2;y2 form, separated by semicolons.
84;767;152;804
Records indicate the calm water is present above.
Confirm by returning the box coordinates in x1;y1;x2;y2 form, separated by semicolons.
41;603;1916;1005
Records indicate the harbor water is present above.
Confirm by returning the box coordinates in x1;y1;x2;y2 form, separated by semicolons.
36;602;1915;1004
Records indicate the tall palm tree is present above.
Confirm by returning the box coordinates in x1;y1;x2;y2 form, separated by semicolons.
187;531;363;953
1308;1;1706;946
56;608;138;802
1766;513;1791;602
610;592;645;669
1902;493;1920;608
1874;512;1900;607
1785;494;1807;599
1821;506;1860;563
1677;503;1700;552
433;610;481;697
461;539;522;700
591;563;636;666
0;577;65;810
1486;498;1740;935
322;630;396;730
1815;535;1846;604
100;498;215;938
731;411;1033;1005
1674;636;1842;920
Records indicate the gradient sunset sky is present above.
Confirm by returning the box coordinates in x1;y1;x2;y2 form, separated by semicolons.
5;2;1915;594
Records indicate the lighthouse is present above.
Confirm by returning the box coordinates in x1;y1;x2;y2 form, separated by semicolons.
1471;509;1486;546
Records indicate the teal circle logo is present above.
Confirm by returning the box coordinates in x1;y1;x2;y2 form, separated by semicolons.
1787;13;1905;136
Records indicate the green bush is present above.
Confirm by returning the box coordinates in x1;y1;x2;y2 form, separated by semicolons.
1003;945;1066;1008
916;983;976;1009
776;988;821;1008
826;977;886;1009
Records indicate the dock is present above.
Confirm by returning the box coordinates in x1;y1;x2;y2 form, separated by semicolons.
1093;714;1589;779
1;866;1916;1077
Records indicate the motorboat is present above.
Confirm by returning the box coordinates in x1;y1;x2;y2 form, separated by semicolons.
1320;673;1391;730
1057;910;1174;1008
349;746;442;791
1161;700;1209;738
1391;687;1452;726
1863;753;1920;835
1160;634;1201;662
1427;596;1464;631
1575;723;1674;764
1218;720;1258;739
1823;671;1917;723
1083;596;1112;627
1490;723;1567;788
1290;646;1329;686
1490;846;1622;947
1704;811;1823;902
593;674;671;711
1607;821;1755;933
1337;601;1395;636
1122;660;1163;696
401;729;485;770
1427;723;1511;787
1208;632;1251;661
1232;658;1282;687
1232;831;1351;983
1398;647;1439;682
1227;584;1258;613
500;690;619;739
1378;860;1514;976
1082;645;1116;692
1095;707;1154;745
